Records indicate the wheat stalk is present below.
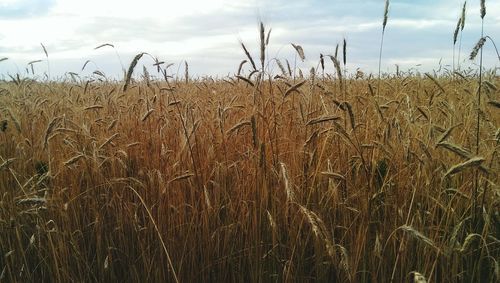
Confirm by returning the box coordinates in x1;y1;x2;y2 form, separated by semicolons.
488;100;500;108
453;17;461;46
276;59;287;77
0;158;16;171
436;124;462;144
399;225;442;254
425;73;445;94
321;171;346;181
475;0;486;219
329;55;343;90
342;38;347;67
340;101;355;130
168;172;194;183
127;142;141;148
444;157;485;177
124;53;145;91
64;154;85;166
291;43;305;61
84;105;104;110
378;0;390;95
284;80;307;97
470;37;486;60
286;59;292;76
107;119;118;131
437;142;471;158
480;0;486;19
43;116;62;150
99;133;119;149
5;109;21;133
240;42;257;71
319;54;325;75
461;2;466;31
226;120;251;136
457;1;468;69
141;109;154;122
306;115;340;126
280;162;295;203
383;0;389;31
235;75;254;87
237;60;247;77
260;22;265;71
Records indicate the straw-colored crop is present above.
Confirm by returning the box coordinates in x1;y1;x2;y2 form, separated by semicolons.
0;3;498;282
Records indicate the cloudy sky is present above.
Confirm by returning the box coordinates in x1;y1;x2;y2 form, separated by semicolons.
0;0;499;79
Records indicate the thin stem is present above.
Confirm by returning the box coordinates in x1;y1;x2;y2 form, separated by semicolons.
485;36;500;63
474;18;484;221
458;31;464;70
378;30;385;95
126;185;179;283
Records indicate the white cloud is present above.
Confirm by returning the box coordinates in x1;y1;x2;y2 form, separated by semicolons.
390;19;452;30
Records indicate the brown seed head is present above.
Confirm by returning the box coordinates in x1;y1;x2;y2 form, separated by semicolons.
383;0;390;31
480;0;485;19
469;37;486;60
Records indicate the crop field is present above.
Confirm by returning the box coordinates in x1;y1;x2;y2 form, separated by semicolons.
0;1;499;283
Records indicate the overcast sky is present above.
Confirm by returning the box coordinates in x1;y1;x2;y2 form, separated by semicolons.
0;0;499;79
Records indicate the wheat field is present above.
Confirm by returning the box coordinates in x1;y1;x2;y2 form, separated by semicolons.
1;2;499;283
